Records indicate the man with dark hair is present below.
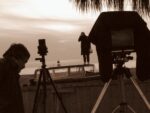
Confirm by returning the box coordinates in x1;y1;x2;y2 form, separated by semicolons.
0;43;30;113
78;32;91;64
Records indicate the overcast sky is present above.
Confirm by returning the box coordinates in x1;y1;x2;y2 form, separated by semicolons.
0;0;100;67
0;0;149;73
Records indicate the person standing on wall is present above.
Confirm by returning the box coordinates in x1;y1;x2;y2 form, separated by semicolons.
0;43;30;113
78;32;92;64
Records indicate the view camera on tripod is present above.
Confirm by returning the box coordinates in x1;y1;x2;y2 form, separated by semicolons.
33;39;68;113
89;11;150;82
89;11;150;113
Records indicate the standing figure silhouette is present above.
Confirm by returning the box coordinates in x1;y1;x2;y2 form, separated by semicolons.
78;32;91;64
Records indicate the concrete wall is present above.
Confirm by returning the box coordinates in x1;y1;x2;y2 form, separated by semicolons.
22;75;150;113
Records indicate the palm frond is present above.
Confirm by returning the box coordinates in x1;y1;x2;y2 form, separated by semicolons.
71;0;150;15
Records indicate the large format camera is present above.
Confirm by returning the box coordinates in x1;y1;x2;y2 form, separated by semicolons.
35;39;48;63
89;11;150;81
38;39;48;56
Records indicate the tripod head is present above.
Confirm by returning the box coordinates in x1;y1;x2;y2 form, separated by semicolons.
112;50;134;68
111;50;134;79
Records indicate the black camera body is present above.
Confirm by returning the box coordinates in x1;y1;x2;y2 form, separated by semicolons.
38;39;48;56
89;11;150;81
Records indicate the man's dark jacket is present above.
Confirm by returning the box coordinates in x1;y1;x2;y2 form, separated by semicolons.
0;58;24;113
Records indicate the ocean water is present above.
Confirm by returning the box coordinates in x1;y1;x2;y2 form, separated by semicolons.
20;59;98;75
20;54;136;75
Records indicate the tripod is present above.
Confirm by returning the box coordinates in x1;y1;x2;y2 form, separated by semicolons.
91;52;150;113
32;55;68;113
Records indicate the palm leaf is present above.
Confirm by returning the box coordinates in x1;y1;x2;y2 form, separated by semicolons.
71;0;150;15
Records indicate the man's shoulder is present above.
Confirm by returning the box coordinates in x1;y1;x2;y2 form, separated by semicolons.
0;58;6;63
0;58;6;75
0;58;4;64
0;58;9;68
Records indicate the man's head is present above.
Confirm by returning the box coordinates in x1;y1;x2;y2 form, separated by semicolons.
3;43;30;71
81;32;85;36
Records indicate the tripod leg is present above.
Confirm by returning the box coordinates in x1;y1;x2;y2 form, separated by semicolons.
130;77;150;110
42;69;48;113
127;105;138;113
45;69;68;113
112;105;120;113
33;69;43;113
91;79;112;113
111;104;138;113
112;70;138;113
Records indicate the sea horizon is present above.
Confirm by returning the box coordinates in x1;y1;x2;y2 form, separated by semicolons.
20;57;136;75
